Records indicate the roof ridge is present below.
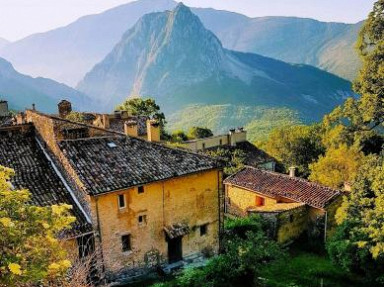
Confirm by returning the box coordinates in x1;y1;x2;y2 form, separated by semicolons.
242;165;340;193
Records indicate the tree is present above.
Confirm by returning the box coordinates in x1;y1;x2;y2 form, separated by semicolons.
309;144;364;189
187;127;213;139
170;130;189;143
205;148;246;177
116;98;166;127
0;166;76;286
264;124;325;177
327;155;384;282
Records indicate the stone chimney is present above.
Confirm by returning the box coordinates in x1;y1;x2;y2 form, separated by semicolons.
32;103;36;111
0;100;9;117
229;127;247;147
58;100;72;118
289;166;296;178
147;119;160;142
124;120;138;137
102;114;110;129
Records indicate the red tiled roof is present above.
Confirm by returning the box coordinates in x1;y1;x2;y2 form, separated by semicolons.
224;166;340;209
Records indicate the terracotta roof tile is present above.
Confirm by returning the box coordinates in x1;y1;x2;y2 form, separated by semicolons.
224;166;340;209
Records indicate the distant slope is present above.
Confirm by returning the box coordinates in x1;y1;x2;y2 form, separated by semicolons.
195;10;362;81
0;57;89;113
167;105;302;142
0;0;361;86
78;4;353;124
0;0;177;86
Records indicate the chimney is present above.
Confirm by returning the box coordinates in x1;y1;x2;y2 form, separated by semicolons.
58;100;72;118
289;166;296;178
147;119;160;142
0;100;9;117
16;112;25;125
102;114;110;129
32;103;36;111
124;120;138;137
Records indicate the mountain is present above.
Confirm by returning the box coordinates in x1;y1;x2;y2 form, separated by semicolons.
0;0;361;87
195;10;362;81
0;0;177;86
0;57;89;112
78;4;353;128
0;38;9;50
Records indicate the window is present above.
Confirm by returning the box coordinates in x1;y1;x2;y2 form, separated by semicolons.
202;143;206;150
219;139;222;146
121;235;131;252
200;224;208;236
255;196;265;207
118;194;126;209
138;215;147;226
138;186;144;194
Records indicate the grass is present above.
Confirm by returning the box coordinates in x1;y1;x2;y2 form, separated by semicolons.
259;251;367;287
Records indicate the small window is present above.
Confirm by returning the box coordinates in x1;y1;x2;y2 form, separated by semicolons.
121;235;131;252
219;139;222;146
138;215;147;226
200;224;208;236
118;194;126;209
255;196;265;207
107;142;117;148
138;186;144;194
202;143;206;150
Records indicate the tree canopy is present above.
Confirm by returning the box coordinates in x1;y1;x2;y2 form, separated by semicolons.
0;166;75;286
116;98;166;126
187;127;213;139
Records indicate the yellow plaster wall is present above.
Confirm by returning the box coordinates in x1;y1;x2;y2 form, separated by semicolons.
226;185;277;212
91;169;220;272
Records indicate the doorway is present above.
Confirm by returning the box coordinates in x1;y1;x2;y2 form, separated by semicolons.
167;236;182;263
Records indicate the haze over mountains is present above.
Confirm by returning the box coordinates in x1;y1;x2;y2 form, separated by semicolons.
0;0;361;87
78;4;353;133
0;38;9;50
0;57;89;112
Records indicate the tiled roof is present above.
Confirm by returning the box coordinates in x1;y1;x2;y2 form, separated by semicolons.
224;166;340;209
59;136;219;195
0;128;92;237
0;116;15;127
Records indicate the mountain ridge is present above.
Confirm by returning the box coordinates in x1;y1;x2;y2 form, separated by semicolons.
0;57;89;112
0;0;362;86
77;4;353;123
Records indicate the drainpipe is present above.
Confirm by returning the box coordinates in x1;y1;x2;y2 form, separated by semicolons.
95;198;106;273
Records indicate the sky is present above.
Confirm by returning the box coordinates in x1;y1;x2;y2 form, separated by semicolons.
0;0;376;42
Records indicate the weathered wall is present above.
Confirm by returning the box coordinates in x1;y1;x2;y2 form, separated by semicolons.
276;206;309;243
25;110;92;216
184;135;230;152
226;185;277;212
91;169;221;273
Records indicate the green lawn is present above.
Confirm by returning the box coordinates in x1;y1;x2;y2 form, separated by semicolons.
259;251;367;287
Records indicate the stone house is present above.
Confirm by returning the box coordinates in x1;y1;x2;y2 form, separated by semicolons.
1;103;223;281
224;166;341;244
